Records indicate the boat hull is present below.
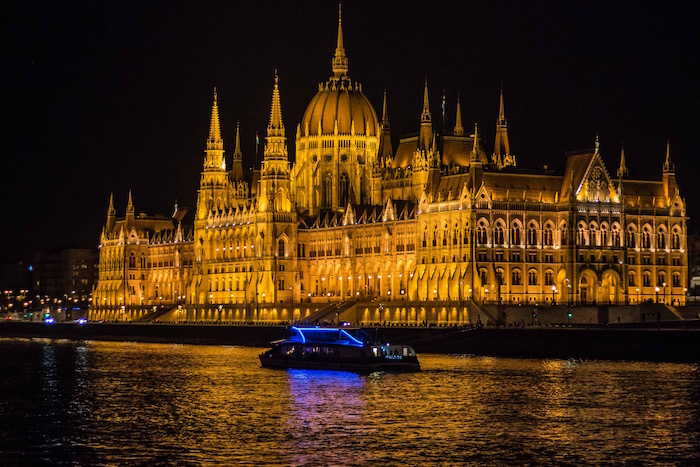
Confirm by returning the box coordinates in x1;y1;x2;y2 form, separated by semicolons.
259;355;420;373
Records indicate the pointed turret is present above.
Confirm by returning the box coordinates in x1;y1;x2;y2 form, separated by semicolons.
453;93;464;136
106;192;116;232
231;122;244;182
493;85;514;168
268;71;284;137
381;89;390;131
471;123;480;162
617;144;628;178
378;90;393;167
419;78;433;152
203;87;225;172
207;87;223;151
662;140;677;201
260;73;291;213
421;77;431;123
126;190;135;229
594;134;600;154
663;140;674;172
331;2;348;78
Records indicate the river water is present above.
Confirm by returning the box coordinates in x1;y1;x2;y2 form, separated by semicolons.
1;338;699;465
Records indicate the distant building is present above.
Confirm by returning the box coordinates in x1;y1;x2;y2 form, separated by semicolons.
33;248;98;312
90;6;688;323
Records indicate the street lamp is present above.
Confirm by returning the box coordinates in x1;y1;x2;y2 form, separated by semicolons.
551;285;557;305
655;286;660;303
663;282;667;305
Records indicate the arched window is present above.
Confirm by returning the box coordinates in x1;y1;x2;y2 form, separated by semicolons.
612;226;621;247
658;228;667;249
544;270;554;286
128;253;135;268
672;229;681;249
657;272;666;287
528;225;537;246
673;272;681;288
512;269;522;285
578;223;587;246
543;225;553;246
628;272;636;287
512;225;521;246
643;271;651;287
278;277;285;291
324;172;333;208
278;239;286;257
494;225;505;246
528;270;538;285
642;226;652;249
480;269;488;286
442;229;448;246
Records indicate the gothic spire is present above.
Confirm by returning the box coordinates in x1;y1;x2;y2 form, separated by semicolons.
381;89;390;130
207;87;223;151
594;134;600;155
108;192;115;216
127;190;133;213
331;2;348;78
663;140;674;172
498;83;506;125
617;144;628;178
234;122;242;161
471;123;480;162
421;77;431;123
454;93;464;136
268;71;284;136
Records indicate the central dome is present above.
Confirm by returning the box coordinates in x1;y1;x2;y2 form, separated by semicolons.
301;84;378;137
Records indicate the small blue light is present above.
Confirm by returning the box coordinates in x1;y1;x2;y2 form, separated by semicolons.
45;317;55;325
77;318;87;325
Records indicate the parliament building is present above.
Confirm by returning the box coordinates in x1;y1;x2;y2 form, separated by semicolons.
90;8;688;324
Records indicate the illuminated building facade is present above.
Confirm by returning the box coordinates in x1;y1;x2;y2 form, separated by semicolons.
90;8;687;323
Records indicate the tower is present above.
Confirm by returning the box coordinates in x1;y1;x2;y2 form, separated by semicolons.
231;122;244;182
662;140;676;202
617;144;628;178
453;94;464;136
197;87;230;220
106;192;116;233
125;190;134;230
493;85;515;168
419;77;433;152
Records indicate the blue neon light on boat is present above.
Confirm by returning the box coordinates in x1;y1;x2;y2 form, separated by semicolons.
289;326;364;346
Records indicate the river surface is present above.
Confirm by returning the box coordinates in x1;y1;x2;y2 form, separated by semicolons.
1;338;699;465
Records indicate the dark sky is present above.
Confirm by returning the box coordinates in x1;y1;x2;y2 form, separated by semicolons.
2;0;698;264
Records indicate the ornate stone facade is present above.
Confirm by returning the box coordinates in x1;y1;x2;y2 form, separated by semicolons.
90;7;687;323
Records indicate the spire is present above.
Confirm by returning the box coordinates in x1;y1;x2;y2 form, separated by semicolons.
331;2;349;78
108;192;115;216
268;71;284;135
493;85;513;167
421;77;431;123
234;122;242;161
471;123;480;162
127;190;133;213
207;87;223;151
381;89;389;130
617;144;628;178
454;93;464;136
663;140;674;172
498;83;506;125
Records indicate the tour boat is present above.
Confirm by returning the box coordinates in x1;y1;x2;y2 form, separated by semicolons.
259;326;420;372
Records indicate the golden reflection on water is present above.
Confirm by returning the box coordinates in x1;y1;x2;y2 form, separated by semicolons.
1;338;699;464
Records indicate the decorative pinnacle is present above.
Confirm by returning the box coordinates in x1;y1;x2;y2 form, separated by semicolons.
207;86;223;150
127;190;134;212
332;2;348;78
498;84;506;125
268;72;284;134
234;122;242;160
595;134;600;154
421;77;431;123
454;93;464;136
617;144;628;178
471;123;479;161
663;140;674;172
381;89;389;129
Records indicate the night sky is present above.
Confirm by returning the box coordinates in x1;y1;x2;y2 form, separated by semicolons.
2;0;698;264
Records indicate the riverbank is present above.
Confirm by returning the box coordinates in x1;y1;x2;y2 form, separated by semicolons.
2;321;700;362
